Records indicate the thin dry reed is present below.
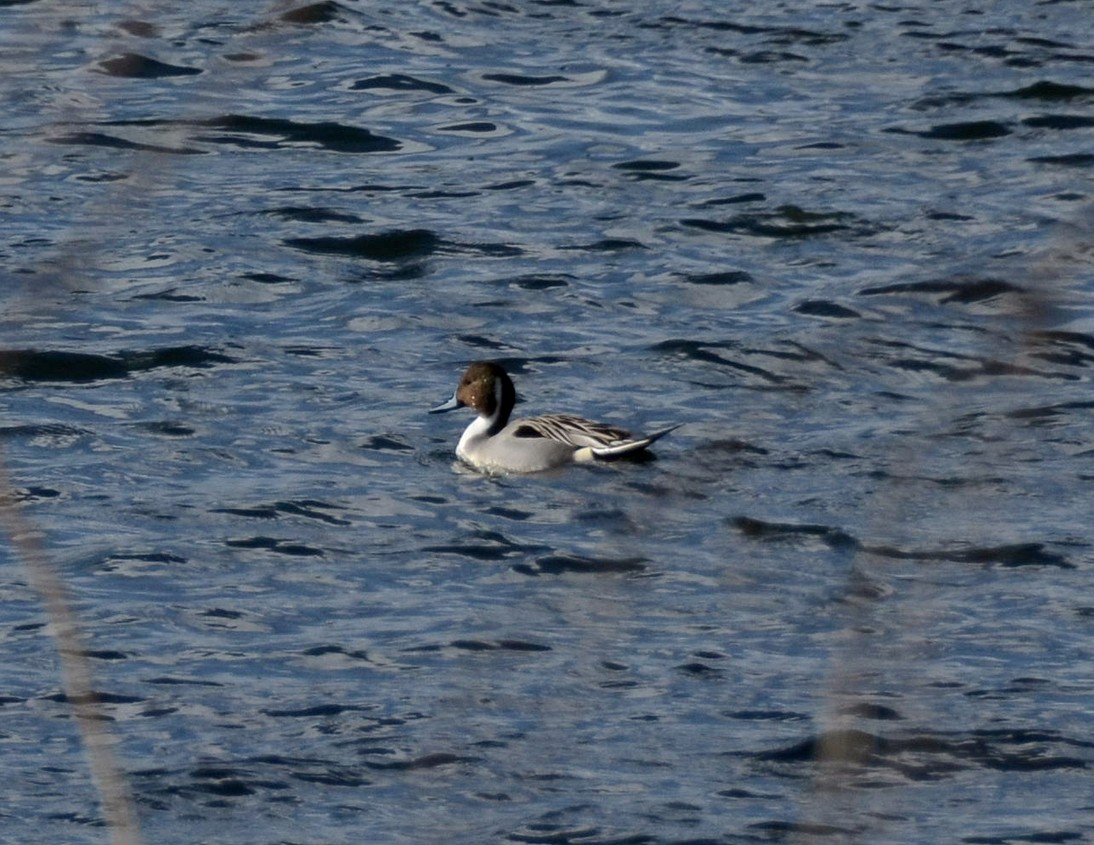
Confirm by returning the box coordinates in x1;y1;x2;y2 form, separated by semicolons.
0;458;144;845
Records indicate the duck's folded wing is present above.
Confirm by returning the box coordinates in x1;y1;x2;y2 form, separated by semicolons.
515;416;682;460
512;414;632;448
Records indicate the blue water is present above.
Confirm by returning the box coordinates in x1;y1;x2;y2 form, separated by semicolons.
2;2;1092;844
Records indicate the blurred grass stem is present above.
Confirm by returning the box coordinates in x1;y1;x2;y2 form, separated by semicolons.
0;457;143;845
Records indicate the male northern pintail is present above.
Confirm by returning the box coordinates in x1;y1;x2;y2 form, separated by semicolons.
430;361;680;474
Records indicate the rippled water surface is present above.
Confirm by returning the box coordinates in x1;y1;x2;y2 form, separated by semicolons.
2;2;1093;844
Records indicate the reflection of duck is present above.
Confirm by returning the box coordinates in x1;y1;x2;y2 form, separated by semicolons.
430;361;680;474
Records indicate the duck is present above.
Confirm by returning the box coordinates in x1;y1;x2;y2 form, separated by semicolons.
430;361;679;473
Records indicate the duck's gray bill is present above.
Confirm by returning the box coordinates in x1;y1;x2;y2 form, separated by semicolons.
429;394;460;413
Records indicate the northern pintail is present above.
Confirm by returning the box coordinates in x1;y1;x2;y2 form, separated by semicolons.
430;361;680;473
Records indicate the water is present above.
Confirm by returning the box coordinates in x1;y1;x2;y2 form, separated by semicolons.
2;2;1092;843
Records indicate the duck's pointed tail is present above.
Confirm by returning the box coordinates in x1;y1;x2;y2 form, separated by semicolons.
589;423;682;461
